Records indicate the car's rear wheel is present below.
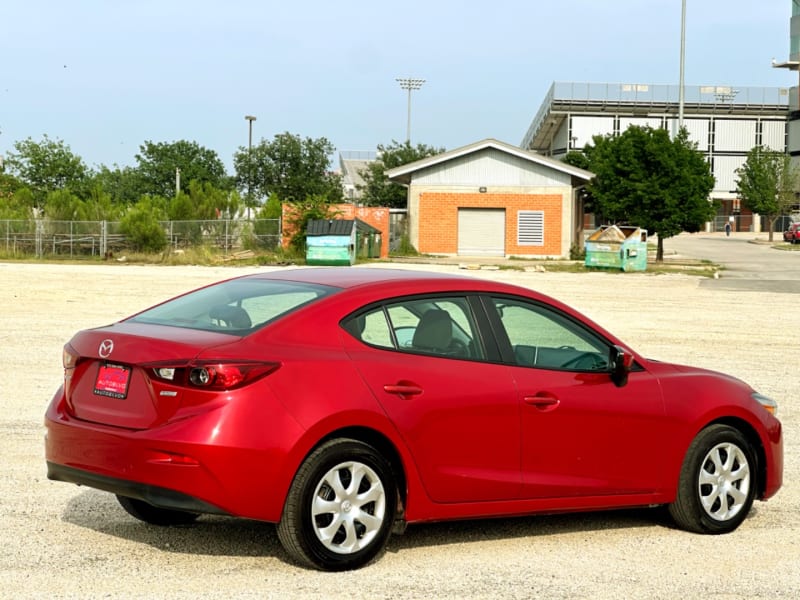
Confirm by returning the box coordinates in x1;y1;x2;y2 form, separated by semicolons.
116;495;200;526
277;438;397;571
668;424;756;534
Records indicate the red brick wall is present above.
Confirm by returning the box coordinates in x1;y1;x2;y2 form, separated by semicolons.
417;192;563;256
281;203;390;258
335;205;390;258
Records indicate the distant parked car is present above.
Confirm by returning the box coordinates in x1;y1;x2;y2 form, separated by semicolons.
45;268;784;571
783;222;800;244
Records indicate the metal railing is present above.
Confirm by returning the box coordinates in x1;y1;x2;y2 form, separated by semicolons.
0;219;281;257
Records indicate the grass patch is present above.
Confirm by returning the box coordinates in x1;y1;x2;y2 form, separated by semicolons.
0;246;306;267
773;242;800;251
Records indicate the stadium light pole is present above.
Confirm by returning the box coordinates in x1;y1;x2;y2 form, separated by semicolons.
396;77;425;144
678;0;686;129
244;115;257;214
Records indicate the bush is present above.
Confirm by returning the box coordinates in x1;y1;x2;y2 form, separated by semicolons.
392;234;419;256
120;205;168;252
569;242;586;261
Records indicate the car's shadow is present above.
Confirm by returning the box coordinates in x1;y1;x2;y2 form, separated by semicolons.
60;489;724;564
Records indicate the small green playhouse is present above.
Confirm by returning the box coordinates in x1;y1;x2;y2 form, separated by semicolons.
305;218;382;266
584;225;648;272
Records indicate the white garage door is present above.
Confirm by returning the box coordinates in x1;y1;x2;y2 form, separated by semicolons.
457;208;505;256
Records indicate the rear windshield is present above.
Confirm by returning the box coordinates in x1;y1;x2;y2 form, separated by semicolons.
128;278;336;334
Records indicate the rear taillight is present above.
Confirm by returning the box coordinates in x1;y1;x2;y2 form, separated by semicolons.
146;360;279;391
63;343;79;370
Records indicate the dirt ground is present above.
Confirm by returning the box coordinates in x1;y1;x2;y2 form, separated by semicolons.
1;261;797;599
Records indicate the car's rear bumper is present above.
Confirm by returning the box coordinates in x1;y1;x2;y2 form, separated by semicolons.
44;389;302;522
46;461;229;515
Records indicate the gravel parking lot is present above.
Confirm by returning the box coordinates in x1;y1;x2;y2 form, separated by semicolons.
1;260;796;599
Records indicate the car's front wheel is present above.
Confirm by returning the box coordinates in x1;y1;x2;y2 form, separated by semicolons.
116;495;200;526
668;424;756;534
277;438;397;571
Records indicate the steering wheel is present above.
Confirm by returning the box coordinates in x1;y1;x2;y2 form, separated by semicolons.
446;339;470;358
561;352;606;371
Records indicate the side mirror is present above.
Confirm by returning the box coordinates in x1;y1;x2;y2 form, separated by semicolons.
609;345;634;387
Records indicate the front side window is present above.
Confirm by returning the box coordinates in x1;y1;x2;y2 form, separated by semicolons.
491;297;609;371
344;296;484;360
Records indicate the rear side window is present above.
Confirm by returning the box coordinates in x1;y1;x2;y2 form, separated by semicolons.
343;296;485;360
128;279;336;333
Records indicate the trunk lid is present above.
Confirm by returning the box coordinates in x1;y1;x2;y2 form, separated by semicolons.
64;322;242;429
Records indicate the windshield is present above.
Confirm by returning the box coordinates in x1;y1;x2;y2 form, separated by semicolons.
128;278;336;334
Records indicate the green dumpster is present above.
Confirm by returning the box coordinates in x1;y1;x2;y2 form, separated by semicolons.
585;225;648;272
306;218;381;266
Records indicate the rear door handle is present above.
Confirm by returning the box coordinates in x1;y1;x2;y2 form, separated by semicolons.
384;384;423;399
524;394;560;411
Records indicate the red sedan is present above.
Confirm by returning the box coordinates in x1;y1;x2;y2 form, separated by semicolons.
784;222;800;244
45;268;783;571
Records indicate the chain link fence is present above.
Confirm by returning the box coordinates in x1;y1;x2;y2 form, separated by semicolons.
0;219;281;257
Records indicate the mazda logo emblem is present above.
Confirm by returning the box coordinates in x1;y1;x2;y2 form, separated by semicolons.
98;339;114;358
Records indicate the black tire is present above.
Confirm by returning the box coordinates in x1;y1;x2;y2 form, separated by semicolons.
277;438;397;571
668;424;756;534
116;495;200;526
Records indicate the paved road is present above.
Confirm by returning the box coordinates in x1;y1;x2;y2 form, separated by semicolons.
665;231;800;294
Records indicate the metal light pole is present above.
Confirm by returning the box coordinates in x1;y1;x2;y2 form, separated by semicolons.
396;77;425;143
678;0;686;129
244;115;257;213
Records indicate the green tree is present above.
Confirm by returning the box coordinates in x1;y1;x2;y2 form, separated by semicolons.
358;140;445;208
167;181;242;245
563;149;597;217
83;185;124;221
285;195;340;252
0;174;34;220
43;189;87;221
562;149;591;171
3;136;90;211
232;132;343;206
243;193;282;249
260;192;282;219
90;165;146;205
119;197;168;252
135;140;231;198
586;126;715;261
735;146;799;241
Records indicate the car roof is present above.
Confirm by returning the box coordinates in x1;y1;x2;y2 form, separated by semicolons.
248;267;503;290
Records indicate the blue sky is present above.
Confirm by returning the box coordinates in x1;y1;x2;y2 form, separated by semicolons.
0;0;793;171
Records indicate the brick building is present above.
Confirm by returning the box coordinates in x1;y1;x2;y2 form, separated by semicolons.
386;138;592;258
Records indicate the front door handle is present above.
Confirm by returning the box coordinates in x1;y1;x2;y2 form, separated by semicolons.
524;393;560;411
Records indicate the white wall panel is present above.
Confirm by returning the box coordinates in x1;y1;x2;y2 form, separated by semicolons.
714;120;757;152
619;117;663;131
571;116;614;148
713;155;747;194
789;119;800;154
412;149;571;187
664;118;710;150
761;120;787;151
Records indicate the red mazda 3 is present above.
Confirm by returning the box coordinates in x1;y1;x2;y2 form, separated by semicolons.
45;268;783;570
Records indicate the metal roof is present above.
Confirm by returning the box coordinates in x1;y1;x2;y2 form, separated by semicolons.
306;218;380;236
385;138;593;186
522;81;790;151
